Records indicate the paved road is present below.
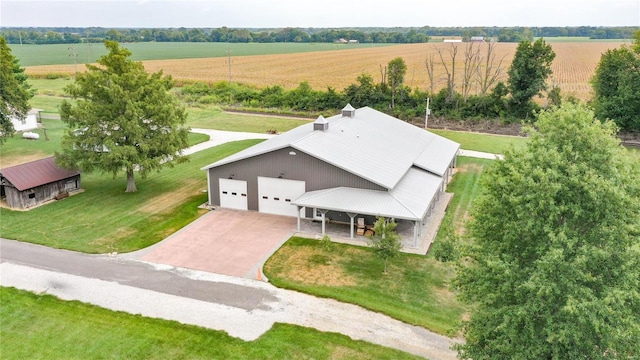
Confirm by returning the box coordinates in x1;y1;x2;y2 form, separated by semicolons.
0;238;459;359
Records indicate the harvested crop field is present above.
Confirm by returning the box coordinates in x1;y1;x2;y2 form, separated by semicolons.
26;41;625;101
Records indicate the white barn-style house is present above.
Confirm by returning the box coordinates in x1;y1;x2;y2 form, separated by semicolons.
202;105;459;246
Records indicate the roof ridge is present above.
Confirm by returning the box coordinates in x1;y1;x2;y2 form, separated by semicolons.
387;190;420;218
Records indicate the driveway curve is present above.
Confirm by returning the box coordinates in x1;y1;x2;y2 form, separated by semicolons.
184;128;275;155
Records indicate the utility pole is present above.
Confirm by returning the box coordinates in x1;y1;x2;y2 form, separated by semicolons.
225;48;232;84
85;32;92;63
68;46;78;76
425;97;431;129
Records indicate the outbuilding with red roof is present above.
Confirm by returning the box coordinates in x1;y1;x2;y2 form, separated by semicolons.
0;157;81;210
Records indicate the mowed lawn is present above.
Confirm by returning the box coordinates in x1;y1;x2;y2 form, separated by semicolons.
0;137;262;253
264;157;490;336
0;287;419;360
430;129;526;154
188;106;311;132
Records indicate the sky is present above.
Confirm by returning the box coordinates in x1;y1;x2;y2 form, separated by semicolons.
1;0;639;28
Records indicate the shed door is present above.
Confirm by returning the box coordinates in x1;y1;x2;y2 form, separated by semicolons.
219;178;248;210
257;177;305;217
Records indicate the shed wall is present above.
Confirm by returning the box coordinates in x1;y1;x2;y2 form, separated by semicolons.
207;147;385;212
2;175;81;209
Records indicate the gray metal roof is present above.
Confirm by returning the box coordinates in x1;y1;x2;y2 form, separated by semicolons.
202;106;459;190
0;157;80;191
292;167;443;221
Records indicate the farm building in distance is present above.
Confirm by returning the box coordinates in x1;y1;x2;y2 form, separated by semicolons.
10;109;41;132
0;157;81;210
202;105;459;250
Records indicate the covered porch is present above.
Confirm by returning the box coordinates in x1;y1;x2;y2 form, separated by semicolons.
291;169;450;254
293;192;452;254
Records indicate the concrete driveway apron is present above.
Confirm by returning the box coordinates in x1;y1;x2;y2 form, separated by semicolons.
134;209;296;278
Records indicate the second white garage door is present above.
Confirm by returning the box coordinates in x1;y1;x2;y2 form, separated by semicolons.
258;177;305;217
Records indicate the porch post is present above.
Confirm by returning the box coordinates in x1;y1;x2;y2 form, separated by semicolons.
346;212;357;239
319;209;329;235
296;206;302;231
414;221;419;247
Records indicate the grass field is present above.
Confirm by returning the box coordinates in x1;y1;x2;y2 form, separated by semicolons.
430;129;526;154
0;135;262;253
188;106;310;131
0;287;418;360
434;157;493;247
10;42;392;67
264;237;466;336
264;157;491;335
0;118;207;168
21;41;625;101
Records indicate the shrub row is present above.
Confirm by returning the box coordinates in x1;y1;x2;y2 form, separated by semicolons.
178;75;546;124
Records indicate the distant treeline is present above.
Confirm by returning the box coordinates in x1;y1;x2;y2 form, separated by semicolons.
1;26;637;45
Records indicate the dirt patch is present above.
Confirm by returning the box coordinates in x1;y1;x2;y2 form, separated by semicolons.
276;245;357;287
91;227;137;253
0;153;51;168
137;179;201;213
330;345;365;360
455;162;485;174
433;286;458;305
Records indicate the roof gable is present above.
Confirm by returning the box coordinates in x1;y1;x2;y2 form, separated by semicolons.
0;157;80;191
202;106;459;189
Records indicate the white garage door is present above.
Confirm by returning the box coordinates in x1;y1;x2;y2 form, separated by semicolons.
258;177;305;217
219;178;248;210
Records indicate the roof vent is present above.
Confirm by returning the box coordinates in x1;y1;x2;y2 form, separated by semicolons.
342;104;356;118
313;115;329;131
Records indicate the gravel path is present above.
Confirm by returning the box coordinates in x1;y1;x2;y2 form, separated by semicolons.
1;239;460;359
183;128;275;155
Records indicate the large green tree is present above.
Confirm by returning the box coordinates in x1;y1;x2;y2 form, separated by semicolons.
387;57;407;109
591;30;640;132
0;36;33;144
455;103;640;359
507;38;555;116
58;41;189;192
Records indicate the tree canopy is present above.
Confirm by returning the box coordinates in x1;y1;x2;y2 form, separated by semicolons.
455;103;640;359
387;57;407;109
57;40;189;192
507;38;555;117
0;36;33;144
591;30;640;132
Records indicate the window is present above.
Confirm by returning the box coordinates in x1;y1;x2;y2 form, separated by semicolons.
285;199;291;202
262;196;268;199
222;191;228;194
28;193;36;199
232;192;237;196
241;193;247;197
274;197;280;201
